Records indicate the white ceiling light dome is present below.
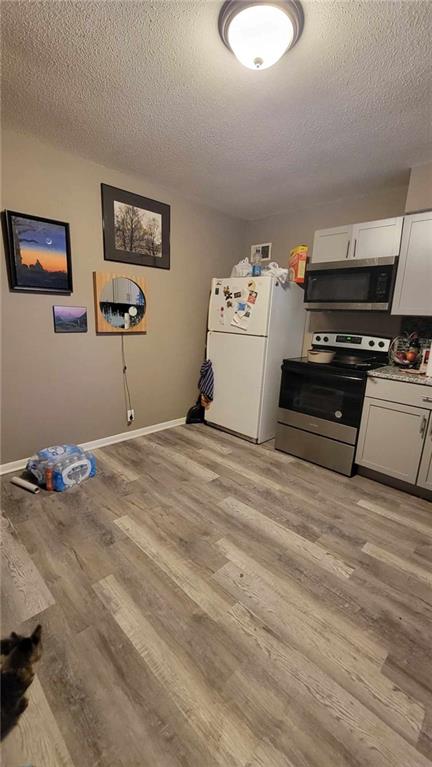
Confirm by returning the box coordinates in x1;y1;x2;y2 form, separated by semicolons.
219;0;304;70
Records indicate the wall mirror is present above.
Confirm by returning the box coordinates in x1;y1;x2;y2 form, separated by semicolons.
94;272;147;333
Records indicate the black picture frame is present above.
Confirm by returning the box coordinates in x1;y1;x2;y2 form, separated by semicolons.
101;183;170;269
53;305;88;333
2;210;73;294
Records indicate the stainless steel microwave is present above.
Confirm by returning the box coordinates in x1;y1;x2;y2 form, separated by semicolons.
304;256;397;311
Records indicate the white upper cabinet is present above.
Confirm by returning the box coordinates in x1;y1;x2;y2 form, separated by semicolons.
311;225;352;263
391;210;432;316
351;217;403;260
311;217;403;264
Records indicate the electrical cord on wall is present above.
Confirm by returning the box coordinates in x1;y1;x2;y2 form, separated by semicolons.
121;334;134;424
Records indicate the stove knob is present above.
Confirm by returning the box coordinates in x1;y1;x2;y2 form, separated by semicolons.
378;341;385;348
369;340;375;347
316;335;321;341
323;336;329;342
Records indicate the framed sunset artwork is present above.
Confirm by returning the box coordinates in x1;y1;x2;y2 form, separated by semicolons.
3;210;73;293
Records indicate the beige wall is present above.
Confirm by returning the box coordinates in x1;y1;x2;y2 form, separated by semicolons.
405;162;432;213
245;185;409;352
1;130;245;463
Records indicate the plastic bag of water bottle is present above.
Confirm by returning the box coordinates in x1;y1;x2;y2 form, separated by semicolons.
26;444;96;492
231;258;252;277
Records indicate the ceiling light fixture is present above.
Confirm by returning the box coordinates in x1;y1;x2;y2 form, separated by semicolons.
219;0;303;70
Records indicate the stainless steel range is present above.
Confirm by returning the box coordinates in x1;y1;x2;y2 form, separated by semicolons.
275;332;391;476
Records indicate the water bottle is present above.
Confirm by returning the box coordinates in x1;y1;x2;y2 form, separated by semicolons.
251;250;262;276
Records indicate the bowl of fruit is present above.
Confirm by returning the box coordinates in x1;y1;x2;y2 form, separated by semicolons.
389;333;422;369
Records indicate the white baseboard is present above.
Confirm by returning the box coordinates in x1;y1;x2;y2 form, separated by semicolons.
0;417;185;476
0;457;28;476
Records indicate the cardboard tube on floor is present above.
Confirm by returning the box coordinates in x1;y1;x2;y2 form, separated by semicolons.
11;476;41;493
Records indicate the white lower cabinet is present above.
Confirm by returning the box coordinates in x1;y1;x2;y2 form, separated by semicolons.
356;398;429;484
418;421;432;490
356;377;432;492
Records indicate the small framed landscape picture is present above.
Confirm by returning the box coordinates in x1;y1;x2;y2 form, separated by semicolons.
53;305;88;333
3;210;73;293
250;242;272;262
101;184;170;269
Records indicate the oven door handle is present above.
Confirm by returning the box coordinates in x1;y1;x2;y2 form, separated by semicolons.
282;365;365;385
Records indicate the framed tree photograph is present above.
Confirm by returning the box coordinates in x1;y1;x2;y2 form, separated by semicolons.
101;184;170;269
3;210;73;293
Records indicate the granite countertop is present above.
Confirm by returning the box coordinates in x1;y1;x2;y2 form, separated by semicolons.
368;365;432;387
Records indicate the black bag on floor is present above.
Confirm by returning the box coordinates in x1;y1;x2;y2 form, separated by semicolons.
186;397;205;424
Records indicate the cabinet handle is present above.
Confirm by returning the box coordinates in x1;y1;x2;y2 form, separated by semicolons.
352;239;357;258
345;240;350;259
420;415;427;437
422;396;432;403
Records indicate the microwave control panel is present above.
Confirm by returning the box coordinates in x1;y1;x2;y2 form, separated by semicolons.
376;271;390;297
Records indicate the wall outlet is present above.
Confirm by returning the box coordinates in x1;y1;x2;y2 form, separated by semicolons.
127;409;135;424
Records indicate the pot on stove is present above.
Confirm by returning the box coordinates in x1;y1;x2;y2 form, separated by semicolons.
307;349;336;364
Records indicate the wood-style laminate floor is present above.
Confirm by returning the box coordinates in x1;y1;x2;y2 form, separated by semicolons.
1;424;432;767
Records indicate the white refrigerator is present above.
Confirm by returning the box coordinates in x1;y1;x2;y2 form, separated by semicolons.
206;275;306;443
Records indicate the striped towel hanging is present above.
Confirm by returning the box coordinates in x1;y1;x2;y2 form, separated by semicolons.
198;359;214;402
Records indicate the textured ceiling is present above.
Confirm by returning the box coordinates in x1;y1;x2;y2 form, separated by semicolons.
2;1;432;219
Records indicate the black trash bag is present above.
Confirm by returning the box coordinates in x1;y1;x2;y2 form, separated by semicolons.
186;396;205;424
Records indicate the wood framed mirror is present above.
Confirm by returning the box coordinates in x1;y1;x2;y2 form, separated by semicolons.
93;272;147;334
